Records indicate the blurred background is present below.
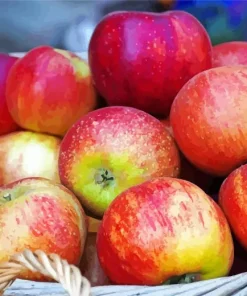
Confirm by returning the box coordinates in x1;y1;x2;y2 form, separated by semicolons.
0;0;246;53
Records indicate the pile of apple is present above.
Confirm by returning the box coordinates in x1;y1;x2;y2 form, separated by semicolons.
1;9;247;288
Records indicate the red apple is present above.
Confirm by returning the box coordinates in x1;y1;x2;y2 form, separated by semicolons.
0;177;87;281
80;233;111;286
89;10;212;117
0;131;61;186
219;164;247;251
59;106;180;217
97;177;234;285
6;46;97;137
170;66;247;177
213;41;247;67
0;53;20;135
160;118;213;192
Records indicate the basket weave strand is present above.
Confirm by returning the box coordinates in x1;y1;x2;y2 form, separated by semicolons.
0;249;91;296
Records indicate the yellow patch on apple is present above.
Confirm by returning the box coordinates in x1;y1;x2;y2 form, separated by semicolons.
70;152;147;217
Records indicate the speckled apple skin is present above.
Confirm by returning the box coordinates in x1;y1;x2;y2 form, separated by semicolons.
213;41;247;67
170;66;247;177
6;46;97;137
59;106;180;217
160;118;213;192
0;177;87;281
89;10;212;117
97;177;234;285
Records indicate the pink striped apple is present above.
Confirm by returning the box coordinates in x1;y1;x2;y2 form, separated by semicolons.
6;46;97;137
97;177;234;285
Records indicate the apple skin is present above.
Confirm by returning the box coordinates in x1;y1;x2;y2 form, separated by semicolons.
6;46;97;137
213;41;247;67
89;10;212;117
80;233;111;287
59;106;180;217
170;66;247;177
219;164;247;251
97;177;234;285
0;53;20;135
0;131;61;186
0;177;87;281
160;118;213;192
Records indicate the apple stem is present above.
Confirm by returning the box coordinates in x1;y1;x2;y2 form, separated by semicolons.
3;193;11;201
95;168;114;187
163;273;200;285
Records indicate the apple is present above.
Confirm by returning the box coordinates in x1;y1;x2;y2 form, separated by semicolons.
219;164;247;252
80;233;111;286
59;106;180;217
0;131;61;186
6;46;97;137
170;66;247;177
89;10;212;117
0;177;87;281
0;53;20;135
213;41;247;67
97;177;234;285
160;118;213;192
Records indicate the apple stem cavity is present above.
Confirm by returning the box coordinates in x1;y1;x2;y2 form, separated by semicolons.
3;193;12;201
95;168;114;188
163;273;200;285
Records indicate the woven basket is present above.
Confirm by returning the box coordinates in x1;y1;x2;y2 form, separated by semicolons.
1;249;247;296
